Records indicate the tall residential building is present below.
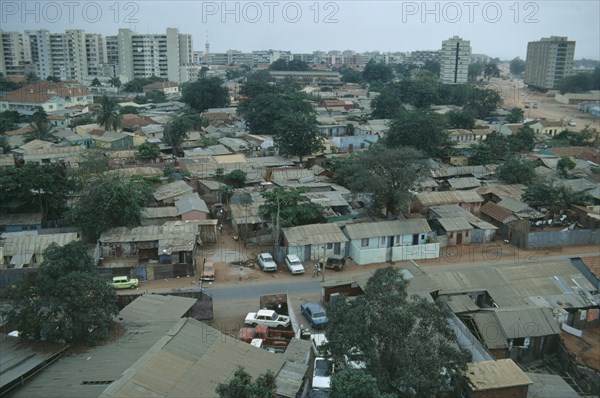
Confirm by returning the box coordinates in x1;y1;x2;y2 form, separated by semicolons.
524;36;575;90
0;31;33;76
106;28;193;83
24;30;51;78
440;36;471;84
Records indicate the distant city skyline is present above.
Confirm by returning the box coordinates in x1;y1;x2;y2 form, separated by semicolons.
1;1;599;60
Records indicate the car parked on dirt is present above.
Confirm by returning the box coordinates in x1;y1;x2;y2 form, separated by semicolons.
200;262;215;281
244;309;291;329
257;253;277;272
319;254;345;271
111;276;139;289
300;302;329;329
285;254;305;274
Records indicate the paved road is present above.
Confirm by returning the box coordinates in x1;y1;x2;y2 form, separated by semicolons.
201;249;600;302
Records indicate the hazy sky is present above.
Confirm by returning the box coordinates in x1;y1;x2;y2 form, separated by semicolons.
2;1;599;60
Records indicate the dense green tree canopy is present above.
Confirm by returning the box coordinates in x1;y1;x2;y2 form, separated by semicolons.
163;114;194;156
268;59;309;71
259;187;324;230
326;267;468;397
0;162;73;222
446;110;475;129
496;156;536;184
96;95;121;132
238;92;315;135
385;109;450;157
506;107;525;123
331;369;395;398
181;77;230;112
273;111;323;162
557;68;600;94
68;175;153;241
509;57;526;76
468;62;484;81
523;180;591;208
333;145;428;218
362;60;394;83
122;76;165;93
216;367;276;398
25;108;58;142
557;156;576;178
136;142;161;159
2;241;118;345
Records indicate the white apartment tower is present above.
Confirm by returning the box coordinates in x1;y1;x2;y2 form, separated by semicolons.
440;36;471;84
524;36;575;90
0;31;33;76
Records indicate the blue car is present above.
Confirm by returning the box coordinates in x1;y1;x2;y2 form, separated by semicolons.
300;302;329;329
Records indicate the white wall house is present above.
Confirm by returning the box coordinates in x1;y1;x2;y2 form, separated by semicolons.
342;219;440;265
283;223;348;262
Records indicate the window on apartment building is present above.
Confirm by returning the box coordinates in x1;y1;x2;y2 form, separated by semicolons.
361;238;369;247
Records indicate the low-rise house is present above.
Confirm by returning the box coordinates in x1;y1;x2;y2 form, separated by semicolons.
141;207;178;226
527;119;564;136
447;129;489;144
91;132;134;150
428;205;497;243
0;81;92;115
479;201;520;237
414;190;484;214
153;180;194;204
283;223;348;261
1;233;79;269
0;213;42;232
142;81;179;94
342;219;439;265
329;134;379;151
174;194;210;221
462;359;533;398
11;139;84;167
429;217;473;246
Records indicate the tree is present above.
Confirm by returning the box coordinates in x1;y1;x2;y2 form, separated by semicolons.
181;77;230;112
145;89;167;103
557;71;595;94
217;184;234;205
0;162;73;222
120;105;140;115
0;109;21;133
334;145;428;218
136;142;161;159
496;157;536;184
238;92;315;135
484;63;500;80
259;187;324;232
91;77;102;86
273;112;323;163
370;83;405;118
468;62;485;81
2;241;118;344
468;142;496;165
25;71;39;83
509;57;526;76
326;267;468;397
523;180;591;207
340;67;364;84
557;156;576;178
384;109;450;157
363;60;394;83
446;110;475;129
68;175;152;241
96;95;121;132
507;126;536;153
26;110;58;143
331;369;395;398
553;126;599;147
423;60;440;76
269;59;309;71
163;114;194;156
216;367;276;398
506;107;525;123
122;76;165;93
464;86;503;119
222;169;247;188
109;76;121;89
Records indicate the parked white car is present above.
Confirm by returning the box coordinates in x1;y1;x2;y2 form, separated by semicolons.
285;254;305;274
312;357;334;391
344;347;366;369
244;309;291;329
257;253;277;272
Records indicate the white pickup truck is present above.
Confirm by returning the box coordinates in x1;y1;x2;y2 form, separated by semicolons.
244;309;291;329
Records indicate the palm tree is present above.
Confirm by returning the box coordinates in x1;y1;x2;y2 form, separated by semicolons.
109;76;121;89
96;96;121;132
26;120;57;143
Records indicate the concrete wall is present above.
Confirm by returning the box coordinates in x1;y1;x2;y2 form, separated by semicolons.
181;210;208;221
523;229;600;249
288;242;347;262
349;242;440;265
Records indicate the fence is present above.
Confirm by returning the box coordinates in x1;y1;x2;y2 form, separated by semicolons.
524;229;600;249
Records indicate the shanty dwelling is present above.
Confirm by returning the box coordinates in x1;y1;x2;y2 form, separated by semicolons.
282;223;348;262
97;220;216;280
478;201;520;238
0;213;42;232
0;233;79;270
413;190;484;215
153;180;194;205
462;359;533;398
460;306;562;362
174;194;210;221
341;219;439;265
428;217;473;246
427;204;497;243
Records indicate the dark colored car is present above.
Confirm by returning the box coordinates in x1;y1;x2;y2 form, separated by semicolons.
319;254;346;271
300;302;329;329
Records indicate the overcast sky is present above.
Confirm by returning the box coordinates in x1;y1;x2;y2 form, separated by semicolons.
2;1;599;60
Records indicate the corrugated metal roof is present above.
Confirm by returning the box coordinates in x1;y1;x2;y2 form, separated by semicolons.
0;213;42;226
142;207;178;219
343;219;431;240
283;223;348;246
448;177;481;190
302;192;349;208
465;359;532;391
431;165;490;178
117;294;197;323
416;190;483;206
175;194;209;215
429;205;497;230
1;233;79;256
446;294;480;314
470;312;507;349
153;181;193;202
497;198;529;213
100;318;287;398
437;217;473;232
491;306;561;338
526;373;580;398
230;203;266;225
479;201;515;223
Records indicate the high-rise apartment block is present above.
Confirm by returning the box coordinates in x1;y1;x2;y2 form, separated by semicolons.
440;36;471;84
524;36;575;90
0;28;193;84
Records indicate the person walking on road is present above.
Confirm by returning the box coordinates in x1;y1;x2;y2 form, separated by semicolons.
312;264;320;278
